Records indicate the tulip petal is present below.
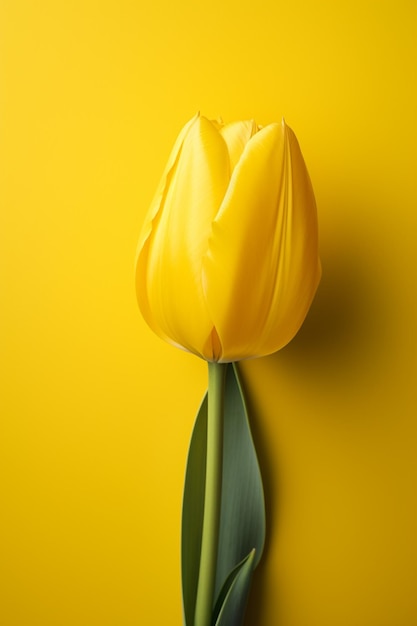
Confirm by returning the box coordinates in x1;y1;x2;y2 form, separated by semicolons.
261;124;322;353
203;121;320;361
219;120;258;173
136;116;231;358
136;113;199;254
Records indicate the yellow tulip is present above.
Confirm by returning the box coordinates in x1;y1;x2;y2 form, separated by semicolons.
136;113;321;362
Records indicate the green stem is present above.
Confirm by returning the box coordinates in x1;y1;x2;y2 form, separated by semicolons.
194;361;227;626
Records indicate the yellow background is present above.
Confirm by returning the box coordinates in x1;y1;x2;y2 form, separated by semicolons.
1;0;416;624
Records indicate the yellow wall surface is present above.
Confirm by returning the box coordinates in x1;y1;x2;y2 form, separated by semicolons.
1;1;416;625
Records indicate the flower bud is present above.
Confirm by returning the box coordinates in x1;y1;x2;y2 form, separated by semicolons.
136;113;321;362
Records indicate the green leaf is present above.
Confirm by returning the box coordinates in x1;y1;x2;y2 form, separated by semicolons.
181;363;265;626
181;394;208;626
213;549;256;626
214;364;265;600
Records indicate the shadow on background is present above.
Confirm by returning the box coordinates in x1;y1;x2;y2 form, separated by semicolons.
243;222;388;623
278;240;386;387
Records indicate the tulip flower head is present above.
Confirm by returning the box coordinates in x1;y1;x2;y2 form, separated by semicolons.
136;113;321;362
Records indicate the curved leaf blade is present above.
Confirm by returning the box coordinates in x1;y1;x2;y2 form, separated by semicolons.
214;363;265;599
181;394;208;626
214;549;256;626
